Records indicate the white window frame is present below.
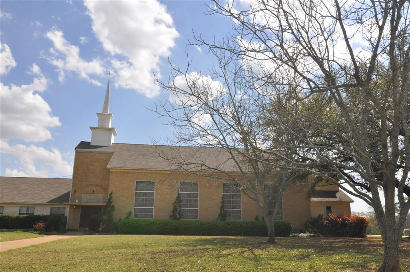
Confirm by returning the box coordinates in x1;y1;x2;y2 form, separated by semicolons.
222;183;242;220
179;181;199;220
134;181;155;219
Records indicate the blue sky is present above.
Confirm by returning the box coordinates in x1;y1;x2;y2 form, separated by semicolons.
0;0;370;212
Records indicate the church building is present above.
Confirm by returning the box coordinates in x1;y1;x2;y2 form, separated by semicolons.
67;82;353;231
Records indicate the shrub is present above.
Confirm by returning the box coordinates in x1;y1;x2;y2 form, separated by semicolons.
325;214;349;237
0;215;67;232
304;214;368;237
304;214;325;234
33;221;46;232
217;195;227;221
347;216;369;237
46;215;67;232
102;192;115;232
169;193;183;220
274;221;292;237
117;218;292;237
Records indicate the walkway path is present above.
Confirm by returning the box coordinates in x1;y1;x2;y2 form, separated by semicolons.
0;235;77;252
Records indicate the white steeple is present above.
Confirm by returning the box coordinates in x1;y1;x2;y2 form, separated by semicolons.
90;80;117;146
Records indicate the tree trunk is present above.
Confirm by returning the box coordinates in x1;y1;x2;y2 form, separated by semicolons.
264;212;276;244
377;228;401;272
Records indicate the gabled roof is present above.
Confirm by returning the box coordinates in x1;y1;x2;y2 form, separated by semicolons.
0;177;72;204
76;141;241;172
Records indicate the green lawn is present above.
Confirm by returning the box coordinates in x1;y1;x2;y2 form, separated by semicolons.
0;235;409;271
0;229;43;242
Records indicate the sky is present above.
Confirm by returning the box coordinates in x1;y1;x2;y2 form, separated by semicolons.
0;0;371;213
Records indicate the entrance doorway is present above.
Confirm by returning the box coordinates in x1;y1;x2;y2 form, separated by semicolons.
79;206;102;229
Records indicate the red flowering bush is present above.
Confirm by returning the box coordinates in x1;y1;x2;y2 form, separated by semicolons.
305;214;369;237
347;216;369;237
33;221;46;232
325;214;350;236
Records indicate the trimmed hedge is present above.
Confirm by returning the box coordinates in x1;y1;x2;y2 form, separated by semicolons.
304;214;368;237
117;219;292;237
0;215;67;232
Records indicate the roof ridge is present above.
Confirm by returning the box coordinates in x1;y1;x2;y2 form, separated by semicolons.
0;176;72;180
79;140;227;150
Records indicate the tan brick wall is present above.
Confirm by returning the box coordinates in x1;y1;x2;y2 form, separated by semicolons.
310;201;351;217
68;206;81;230
283;182;312;231
70;151;113;200
108;169;315;229
109;170;229;221
241;193;264;221
68;150;113;229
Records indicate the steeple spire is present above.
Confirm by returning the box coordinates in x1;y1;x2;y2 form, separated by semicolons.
90;79;117;146
102;80;110;114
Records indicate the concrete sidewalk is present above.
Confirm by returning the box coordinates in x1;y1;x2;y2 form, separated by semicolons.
0;235;76;252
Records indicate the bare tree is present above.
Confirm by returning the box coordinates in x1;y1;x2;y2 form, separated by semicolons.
157;50;306;243
200;0;409;271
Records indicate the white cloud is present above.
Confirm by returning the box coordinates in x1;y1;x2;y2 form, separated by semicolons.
32;20;42;28
45;29;104;86
194;45;202;53
0;42;16;75
0;10;12;20
191;112;212;127
230;0;378;80
84;0;179;97
1;140;72;177
170;72;226;105
79;36;88;44
0;63;60;142
0;44;71;178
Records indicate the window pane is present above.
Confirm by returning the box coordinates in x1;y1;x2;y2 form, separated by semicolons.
135;181;155;191
134;181;154;218
19;206;34;215
179;182;198;219
223;183;241;220
223;183;240;194
226;210;241;220
181;208;198;219
180;182;198;192
180;198;198;209
50;207;65;215
134;191;154;207
0;206;4;214
134;207;153;218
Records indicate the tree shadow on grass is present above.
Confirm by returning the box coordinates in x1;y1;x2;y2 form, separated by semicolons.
169;236;268;264
175;236;410;271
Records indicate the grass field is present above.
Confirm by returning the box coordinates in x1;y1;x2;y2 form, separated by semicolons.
0;235;409;271
0;229;43;242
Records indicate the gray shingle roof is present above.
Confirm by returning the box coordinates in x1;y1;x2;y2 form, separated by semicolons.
0;177;72;204
76;141;241;171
